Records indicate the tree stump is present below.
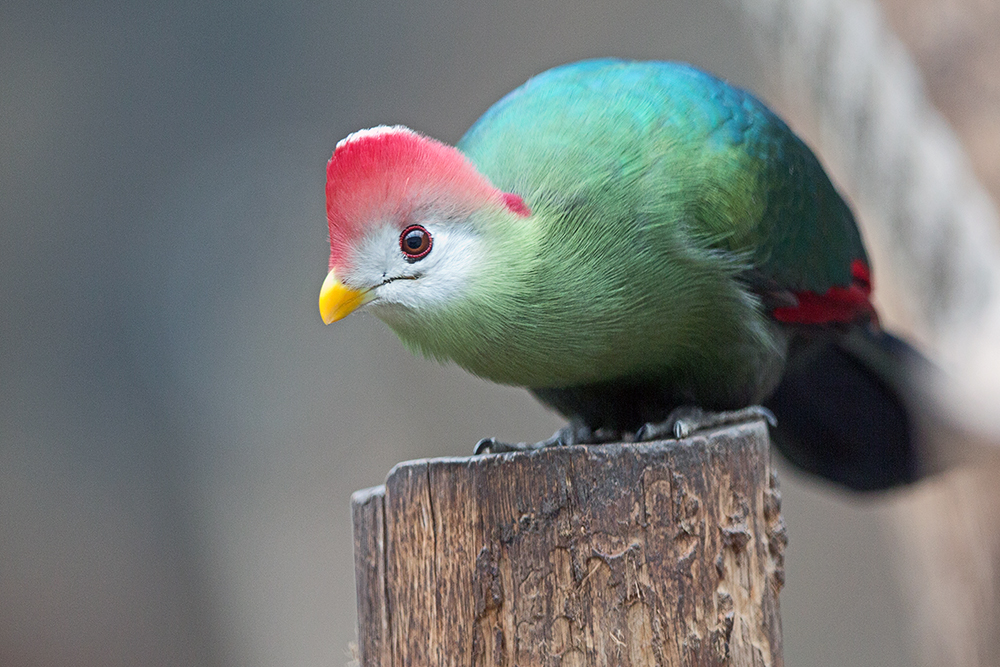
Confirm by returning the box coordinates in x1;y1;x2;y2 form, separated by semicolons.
352;419;786;666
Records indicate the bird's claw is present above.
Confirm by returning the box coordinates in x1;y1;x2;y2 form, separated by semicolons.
475;438;506;454
474;437;542;455
474;423;623;455
636;405;776;442
473;438;493;455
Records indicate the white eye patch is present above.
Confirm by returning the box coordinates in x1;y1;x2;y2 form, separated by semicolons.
344;222;485;313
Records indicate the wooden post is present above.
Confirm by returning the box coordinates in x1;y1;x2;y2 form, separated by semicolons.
352;419;786;666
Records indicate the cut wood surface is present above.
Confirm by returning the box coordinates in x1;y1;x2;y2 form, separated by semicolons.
352;419;785;666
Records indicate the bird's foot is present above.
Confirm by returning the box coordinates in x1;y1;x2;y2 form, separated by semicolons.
636;405;776;441
474;423;622;455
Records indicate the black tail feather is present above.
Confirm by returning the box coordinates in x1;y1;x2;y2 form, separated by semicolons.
765;328;924;491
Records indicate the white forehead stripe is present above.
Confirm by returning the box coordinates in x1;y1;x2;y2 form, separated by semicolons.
335;125;417;150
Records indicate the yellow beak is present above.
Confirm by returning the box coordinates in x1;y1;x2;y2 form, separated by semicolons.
319;270;373;324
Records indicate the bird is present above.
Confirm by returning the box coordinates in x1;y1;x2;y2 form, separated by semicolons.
318;58;933;491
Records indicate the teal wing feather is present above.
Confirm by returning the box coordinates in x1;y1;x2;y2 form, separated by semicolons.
710;80;869;295
458;59;868;298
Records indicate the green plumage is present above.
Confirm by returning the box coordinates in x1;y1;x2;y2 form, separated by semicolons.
385;59;865;426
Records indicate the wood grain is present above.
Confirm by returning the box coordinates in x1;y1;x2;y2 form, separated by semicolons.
352;420;785;666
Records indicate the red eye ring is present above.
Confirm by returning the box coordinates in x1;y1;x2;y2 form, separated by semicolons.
399;225;432;261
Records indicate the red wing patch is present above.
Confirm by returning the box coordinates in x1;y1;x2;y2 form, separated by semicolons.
772;260;877;325
500;192;531;217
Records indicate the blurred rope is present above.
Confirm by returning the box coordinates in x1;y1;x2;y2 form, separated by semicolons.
734;1;1000;664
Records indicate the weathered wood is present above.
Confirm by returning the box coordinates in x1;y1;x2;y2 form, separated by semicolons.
352;419;786;666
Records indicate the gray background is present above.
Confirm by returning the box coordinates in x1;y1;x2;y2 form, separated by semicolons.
1;1;910;665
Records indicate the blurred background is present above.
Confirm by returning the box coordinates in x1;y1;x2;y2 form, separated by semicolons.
3;0;999;665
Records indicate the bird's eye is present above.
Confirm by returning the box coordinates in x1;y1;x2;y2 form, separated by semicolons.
399;225;432;261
